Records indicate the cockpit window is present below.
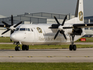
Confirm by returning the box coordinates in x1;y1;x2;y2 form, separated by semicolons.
15;28;31;31
31;29;33;32
28;28;30;31
20;28;25;31
15;28;19;31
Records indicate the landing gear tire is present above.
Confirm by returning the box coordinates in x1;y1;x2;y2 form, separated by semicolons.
22;45;29;51
22;45;26;50
69;45;73;51
25;46;29;50
15;46;20;51
73;45;76;51
69;45;76;51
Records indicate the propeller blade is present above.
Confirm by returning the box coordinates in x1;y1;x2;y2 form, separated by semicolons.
0;25;5;27
62;15;67;26
54;16;60;25
11;30;14;34
14;21;22;27
62;33;67;40
54;30;60;40
11;15;13;25
60;30;67;40
2;21;9;27
2;29;10;35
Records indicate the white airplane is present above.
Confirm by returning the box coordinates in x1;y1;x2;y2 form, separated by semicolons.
1;0;93;51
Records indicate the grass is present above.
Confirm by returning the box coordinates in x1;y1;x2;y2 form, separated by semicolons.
0;44;93;50
76;37;93;42
0;37;93;50
0;63;93;70
0;37;12;42
0;37;93;43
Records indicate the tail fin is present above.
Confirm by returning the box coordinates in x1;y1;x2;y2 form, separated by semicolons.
66;0;84;24
75;0;84;23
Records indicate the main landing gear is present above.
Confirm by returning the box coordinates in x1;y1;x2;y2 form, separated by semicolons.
22;45;29;51
69;34;76;51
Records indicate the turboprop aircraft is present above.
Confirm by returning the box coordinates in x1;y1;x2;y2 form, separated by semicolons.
1;0;93;51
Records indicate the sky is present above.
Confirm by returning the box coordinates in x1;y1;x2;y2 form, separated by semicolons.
0;0;93;17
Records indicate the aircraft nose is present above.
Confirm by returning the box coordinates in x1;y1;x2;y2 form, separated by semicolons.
10;34;16;41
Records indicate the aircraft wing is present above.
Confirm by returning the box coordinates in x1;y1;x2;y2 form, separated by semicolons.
73;23;93;28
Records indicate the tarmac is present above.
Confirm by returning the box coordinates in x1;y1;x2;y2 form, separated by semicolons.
0;48;93;62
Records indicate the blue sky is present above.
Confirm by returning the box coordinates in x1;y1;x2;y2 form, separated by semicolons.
0;0;92;17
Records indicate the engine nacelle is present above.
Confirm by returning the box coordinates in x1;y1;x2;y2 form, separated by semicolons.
73;28;82;35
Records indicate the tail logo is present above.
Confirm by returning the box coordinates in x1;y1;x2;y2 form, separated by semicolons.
79;11;83;21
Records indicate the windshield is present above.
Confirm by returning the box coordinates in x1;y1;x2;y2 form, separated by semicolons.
20;28;25;31
15;28;31;31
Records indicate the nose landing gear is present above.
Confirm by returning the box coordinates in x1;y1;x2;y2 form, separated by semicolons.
14;42;29;51
14;42;21;51
15;46;20;51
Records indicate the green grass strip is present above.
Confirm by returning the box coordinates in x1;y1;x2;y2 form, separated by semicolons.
0;44;93;50
0;37;12;43
0;37;93;43
0;63;93;70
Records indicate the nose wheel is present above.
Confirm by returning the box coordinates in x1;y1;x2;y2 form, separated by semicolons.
69;34;77;51
15;46;20;51
14;42;21;51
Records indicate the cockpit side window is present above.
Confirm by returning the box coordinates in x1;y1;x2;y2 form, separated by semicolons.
28;28;30;31
15;28;19;31
31;29;33;32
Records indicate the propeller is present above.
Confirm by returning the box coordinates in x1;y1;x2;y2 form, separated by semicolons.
50;15;72;40
2;15;22;41
54;15;67;40
2;15;22;35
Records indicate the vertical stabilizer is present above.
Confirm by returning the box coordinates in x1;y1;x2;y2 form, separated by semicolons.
65;0;84;24
75;0;84;23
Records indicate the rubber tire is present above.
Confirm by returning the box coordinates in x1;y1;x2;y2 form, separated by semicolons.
22;45;26;50
25;45;29;50
69;45;73;51
22;45;29;51
73;45;76;51
15;46;20;51
15;47;18;51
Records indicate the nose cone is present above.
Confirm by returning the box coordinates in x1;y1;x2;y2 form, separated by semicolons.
10;32;24;42
10;34;16;41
